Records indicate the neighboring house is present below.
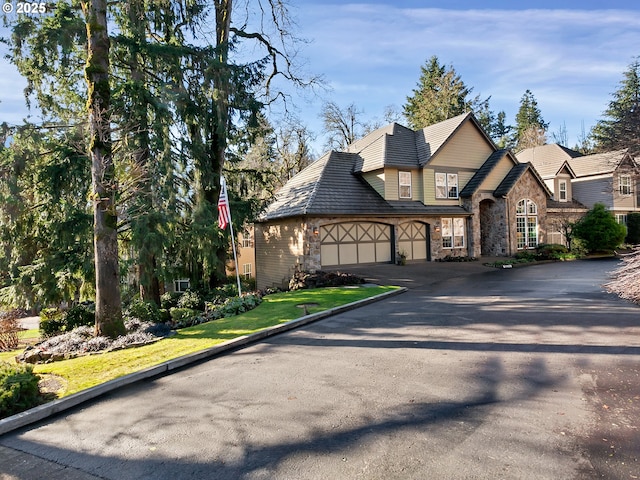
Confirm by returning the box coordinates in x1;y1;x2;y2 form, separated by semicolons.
516;144;588;246
255;113;552;290
517;145;639;241
225;225;256;281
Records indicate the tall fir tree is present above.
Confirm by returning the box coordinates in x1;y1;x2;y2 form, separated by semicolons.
591;58;640;157
514;89;548;151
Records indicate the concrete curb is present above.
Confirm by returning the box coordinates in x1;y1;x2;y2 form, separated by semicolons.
0;286;407;436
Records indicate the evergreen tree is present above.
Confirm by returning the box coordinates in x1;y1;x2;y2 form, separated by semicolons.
573;203;627;252
514;89;548;151
404;56;489;130
591;57;640;157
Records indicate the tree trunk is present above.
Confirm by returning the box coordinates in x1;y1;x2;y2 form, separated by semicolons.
82;0;125;338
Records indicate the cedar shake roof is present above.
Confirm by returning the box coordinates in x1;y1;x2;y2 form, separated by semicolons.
258;151;469;221
516;144;582;178
567;149;635;177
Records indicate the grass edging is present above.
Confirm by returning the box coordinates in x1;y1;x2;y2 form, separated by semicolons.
0;286;406;435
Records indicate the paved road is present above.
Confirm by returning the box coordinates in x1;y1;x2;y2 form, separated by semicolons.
2;258;639;479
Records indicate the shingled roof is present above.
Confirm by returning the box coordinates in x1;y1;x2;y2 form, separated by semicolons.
516;144;582;178
459;149;513;197
494;162;551;198
258;151;469;221
567;149;635;177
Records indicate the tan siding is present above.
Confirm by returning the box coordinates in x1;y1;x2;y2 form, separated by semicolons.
477;156;515;192
429;121;494;169
413;169;423;202
423;168;461;206
255;219;305;290
385;168;399;200
362;170;385;197
423;169;435;202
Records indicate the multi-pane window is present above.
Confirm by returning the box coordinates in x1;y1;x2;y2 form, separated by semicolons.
558;180;567;201
516;199;538;249
399;171;412;199
242;263;252;279
441;217;465;249
435;173;458;199
242;230;252;248
620;175;632;195
616;214;628;225
174;279;190;293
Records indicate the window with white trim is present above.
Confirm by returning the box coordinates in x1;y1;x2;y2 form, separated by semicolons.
242;263;252;279
441;217;465;248
620;175;632;195
174;279;190;293
558;180;567;201
399;171;412;199
435;173;458;199
241;230;252;248
616;214;628;225
516;199;538;249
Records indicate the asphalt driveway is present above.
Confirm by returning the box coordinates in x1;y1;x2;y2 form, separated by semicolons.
2;258;639;479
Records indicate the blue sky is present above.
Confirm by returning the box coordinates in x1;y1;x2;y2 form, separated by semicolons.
2;1;639;155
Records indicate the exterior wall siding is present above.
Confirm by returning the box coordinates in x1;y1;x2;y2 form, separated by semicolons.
428;122;494;170
573;177;613;209
255;219;306;290
362;170;385;197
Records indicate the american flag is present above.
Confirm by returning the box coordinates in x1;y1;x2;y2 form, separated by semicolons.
217;176;231;230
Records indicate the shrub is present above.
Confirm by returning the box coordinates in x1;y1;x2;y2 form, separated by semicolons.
627;213;640;245
176;291;205;310
160;291;181;309
0;361;42;418
514;250;537;262
573;203;627;252
64;303;95;330
289;270;365;291
39;308;65;337
536;244;569;260
125;299;161;323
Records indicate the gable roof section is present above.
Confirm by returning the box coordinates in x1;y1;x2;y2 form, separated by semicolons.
417;112;496;166
568;149;634;177
516;144;582;179
351;123;419;173
459;149;514;197
259;151;394;221
494;162;552;198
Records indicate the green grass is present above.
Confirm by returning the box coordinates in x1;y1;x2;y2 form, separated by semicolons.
4;286;397;397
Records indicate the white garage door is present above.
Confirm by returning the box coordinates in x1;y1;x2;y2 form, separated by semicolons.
320;223;392;266
397;222;429;261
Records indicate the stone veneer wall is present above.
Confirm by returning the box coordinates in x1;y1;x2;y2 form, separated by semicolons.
505;169;549;254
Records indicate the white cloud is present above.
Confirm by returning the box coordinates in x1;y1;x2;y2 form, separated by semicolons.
292;4;639;148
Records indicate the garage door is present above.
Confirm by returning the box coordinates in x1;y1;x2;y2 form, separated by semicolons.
320;223;392;266
397;222;429;261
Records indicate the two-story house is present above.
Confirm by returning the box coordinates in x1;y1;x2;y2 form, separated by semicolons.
517;145;639;242
255;113;551;290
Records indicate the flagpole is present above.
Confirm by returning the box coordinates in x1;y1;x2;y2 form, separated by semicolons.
228;214;242;297
221;176;242;296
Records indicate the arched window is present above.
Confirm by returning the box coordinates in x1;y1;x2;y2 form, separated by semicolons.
516;199;538;249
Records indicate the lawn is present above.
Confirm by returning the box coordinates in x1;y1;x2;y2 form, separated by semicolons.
3;286;398;398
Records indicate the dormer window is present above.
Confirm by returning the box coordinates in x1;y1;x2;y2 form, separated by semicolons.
399;171;412;199
558;180;567;201
620;175;632;195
